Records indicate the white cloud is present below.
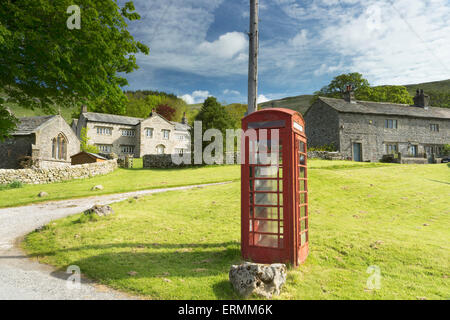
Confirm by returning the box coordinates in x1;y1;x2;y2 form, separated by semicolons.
199;32;247;59
257;94;270;104
223;89;241;96
318;0;450;84
179;90;212;104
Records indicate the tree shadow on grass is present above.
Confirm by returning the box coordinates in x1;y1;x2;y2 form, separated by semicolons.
42;241;243;299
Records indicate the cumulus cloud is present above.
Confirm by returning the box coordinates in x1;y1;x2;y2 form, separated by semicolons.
199;32;247;59
257;95;270;104
179;90;212;104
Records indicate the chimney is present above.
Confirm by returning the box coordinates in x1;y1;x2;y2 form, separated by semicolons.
149;108;156;117
413;89;430;108
81;105;88;113
181;112;188;125
343;85;356;103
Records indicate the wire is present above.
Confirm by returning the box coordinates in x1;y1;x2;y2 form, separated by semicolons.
387;0;450;74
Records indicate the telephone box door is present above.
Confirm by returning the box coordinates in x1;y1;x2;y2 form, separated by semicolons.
295;134;309;264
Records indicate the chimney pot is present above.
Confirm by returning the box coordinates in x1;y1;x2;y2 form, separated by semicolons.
343;85;356;103
81;105;88;113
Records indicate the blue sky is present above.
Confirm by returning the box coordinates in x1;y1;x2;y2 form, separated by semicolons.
119;0;450;104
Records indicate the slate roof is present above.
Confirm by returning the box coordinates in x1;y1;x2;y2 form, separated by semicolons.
83;111;190;130
14;115;56;135
83;112;142;126
318;97;450;120
70;151;107;160
171;121;190;131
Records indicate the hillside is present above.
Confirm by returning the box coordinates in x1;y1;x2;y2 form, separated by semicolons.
259;94;314;114
404;79;450;94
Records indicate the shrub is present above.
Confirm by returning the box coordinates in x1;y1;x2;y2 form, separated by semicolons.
307;144;337;152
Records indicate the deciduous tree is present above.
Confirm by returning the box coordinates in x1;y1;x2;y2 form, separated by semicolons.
0;0;149;140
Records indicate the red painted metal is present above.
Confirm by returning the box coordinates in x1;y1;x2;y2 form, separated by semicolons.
241;108;308;267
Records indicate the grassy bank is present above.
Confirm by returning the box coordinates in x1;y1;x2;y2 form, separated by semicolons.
23;163;449;299
0;165;240;208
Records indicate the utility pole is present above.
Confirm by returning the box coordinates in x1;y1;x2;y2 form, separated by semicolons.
248;0;259;114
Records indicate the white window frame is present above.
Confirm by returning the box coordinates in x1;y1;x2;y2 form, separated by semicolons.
121;129;136;137
145;128;154;138
96;126;112;135
162;130;170;140
121;145;135;154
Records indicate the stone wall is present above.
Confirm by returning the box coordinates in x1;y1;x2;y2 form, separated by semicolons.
0;159;117;185
307;151;346;160
143;154;191;168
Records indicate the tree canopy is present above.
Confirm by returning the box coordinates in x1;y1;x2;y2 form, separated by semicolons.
314;73;413;105
0;0;149;140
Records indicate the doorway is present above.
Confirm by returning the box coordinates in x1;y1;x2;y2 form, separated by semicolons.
353;143;362;162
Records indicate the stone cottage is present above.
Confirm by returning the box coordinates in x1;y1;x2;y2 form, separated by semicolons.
304;89;450;162
0;115;80;169
73;106;190;158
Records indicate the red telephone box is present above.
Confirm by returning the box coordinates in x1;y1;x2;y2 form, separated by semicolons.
241;108;308;267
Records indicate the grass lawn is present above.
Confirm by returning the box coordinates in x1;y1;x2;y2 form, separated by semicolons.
0;165;240;208
23;161;450;299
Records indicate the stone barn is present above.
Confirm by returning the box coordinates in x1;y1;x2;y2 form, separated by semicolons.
0;115;80;169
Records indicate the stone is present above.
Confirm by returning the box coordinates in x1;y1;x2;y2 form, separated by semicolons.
229;262;287;299
91;185;104;191
84;204;114;217
38;191;48;197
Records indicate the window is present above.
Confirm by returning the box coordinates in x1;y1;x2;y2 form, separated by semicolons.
175;148;184;155
97;144;112;153
430;124;439;132
410;145;418;157
385;119;398;129
121;145;135;154
52;133;67;160
176;134;185;141
156;145;166;154
96;127;112;135
385;143;398;154
145;128;153;138
121;129;135;137
162;129;170;140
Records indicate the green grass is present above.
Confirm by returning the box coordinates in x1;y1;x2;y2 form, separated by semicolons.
23;161;450;299
0;165;240;208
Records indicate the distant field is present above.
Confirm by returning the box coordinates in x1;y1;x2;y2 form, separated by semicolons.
404;79;450;94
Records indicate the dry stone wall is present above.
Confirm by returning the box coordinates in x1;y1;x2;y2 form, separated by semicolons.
0;160;117;185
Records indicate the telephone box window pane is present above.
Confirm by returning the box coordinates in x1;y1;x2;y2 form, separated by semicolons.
300;193;306;204
301;232;307;246
249;220;253;231
300;141;306;153
278;167;283;178
279;144;283;164
255;179;278;192
280;207;283;220
250;193;254;205
249;167;254;178
301;219;307;231
254;220;278;233
249;233;254;246
254;234;278;248
279;194;283;206
255;206;277;219
249;206;254;218
278;180;283;192
300;206;306;218
299;180;306;191
299;154;306;165
255;193;278;205
255;166;279;178
299;167;305;178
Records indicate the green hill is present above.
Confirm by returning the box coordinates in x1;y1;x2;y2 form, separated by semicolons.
404;79;450;94
259;94;314;114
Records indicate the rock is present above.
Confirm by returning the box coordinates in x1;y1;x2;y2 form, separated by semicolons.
38;191;48;197
229;262;287;299
91;185;104;191
84;204;114;217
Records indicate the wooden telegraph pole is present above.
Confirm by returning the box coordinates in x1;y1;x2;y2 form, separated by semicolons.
248;0;259;114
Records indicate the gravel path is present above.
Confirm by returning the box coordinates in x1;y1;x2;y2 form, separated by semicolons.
0;182;231;300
